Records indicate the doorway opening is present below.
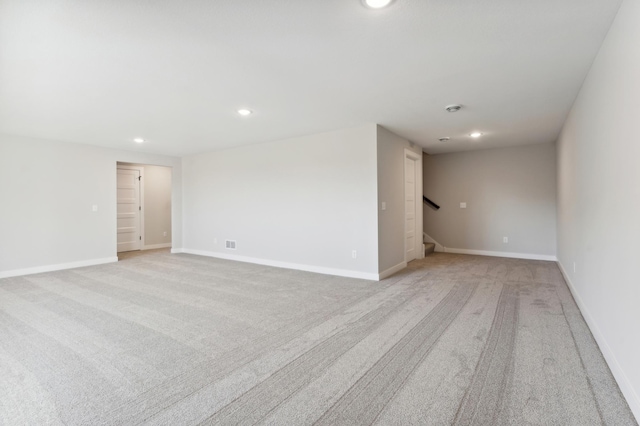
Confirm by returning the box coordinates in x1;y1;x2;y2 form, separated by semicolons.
117;162;172;255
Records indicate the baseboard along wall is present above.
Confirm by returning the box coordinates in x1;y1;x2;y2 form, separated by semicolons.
443;247;557;262
143;243;172;250
177;248;381;281
0;257;119;279
557;261;640;421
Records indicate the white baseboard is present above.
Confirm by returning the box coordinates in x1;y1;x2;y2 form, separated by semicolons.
557;261;640;421
170;248;184;254
378;262;407;280
179;248;379;281
443;247;557;261
143;243;172;250
0;257;118;279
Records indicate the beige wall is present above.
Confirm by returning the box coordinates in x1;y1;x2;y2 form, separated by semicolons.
423;143;556;257
182;125;380;279
119;163;172;247
376;125;423;273
556;0;640;418
0;133;182;277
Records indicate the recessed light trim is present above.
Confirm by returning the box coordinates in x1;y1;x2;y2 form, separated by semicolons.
362;0;393;9
445;104;462;113
133;138;145;143
237;108;253;116
439;137;450;142
470;132;483;138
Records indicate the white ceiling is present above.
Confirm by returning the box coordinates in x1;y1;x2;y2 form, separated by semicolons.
0;0;622;157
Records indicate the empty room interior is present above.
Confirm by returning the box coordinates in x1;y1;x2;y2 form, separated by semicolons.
1;0;639;424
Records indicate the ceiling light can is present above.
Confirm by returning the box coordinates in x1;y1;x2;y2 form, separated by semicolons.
445;105;462;113
470;132;483;138
362;0;394;9
237;109;252;116
439;137;450;142
133;138;145;143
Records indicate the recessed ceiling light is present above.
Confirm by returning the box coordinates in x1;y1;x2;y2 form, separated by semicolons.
445;105;462;113
133;138;145;143
439;137;450;142
237;109;252;116
362;0;393;9
470;132;483;138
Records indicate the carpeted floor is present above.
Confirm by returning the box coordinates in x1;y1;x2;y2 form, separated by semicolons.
0;251;636;425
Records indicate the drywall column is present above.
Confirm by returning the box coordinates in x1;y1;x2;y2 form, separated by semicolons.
376;125;423;276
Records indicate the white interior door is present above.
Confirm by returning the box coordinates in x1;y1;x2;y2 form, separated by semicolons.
405;155;417;262
117;169;141;252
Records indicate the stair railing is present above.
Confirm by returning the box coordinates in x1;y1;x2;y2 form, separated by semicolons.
423;196;440;210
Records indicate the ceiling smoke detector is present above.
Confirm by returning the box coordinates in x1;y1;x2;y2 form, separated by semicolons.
439;137;450;142
445;104;462;113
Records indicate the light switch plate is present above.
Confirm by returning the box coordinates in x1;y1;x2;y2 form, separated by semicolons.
460;202;467;208
381;202;386;211
92;205;98;212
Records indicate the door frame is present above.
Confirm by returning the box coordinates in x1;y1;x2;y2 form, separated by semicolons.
117;164;145;250
404;149;424;262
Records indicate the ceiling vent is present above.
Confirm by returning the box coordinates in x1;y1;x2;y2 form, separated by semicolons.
445;104;462;112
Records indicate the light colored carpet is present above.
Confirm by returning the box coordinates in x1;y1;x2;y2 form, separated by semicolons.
0;251;636;425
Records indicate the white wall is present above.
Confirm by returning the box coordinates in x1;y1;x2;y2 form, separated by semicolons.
0;134;181;277
556;0;640;418
423;143;557;259
377;125;423;275
181;125;380;279
120;163;173;247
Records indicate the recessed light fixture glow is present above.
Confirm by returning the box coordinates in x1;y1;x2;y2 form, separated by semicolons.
237;109;252;116
362;0;393;9
133;138;145;143
470;132;483;138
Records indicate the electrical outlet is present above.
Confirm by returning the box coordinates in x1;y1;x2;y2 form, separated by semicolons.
381;202;386;211
460;202;467;208
352;250;357;259
214;238;217;244
225;240;236;250
92;204;98;212
503;237;508;243
163;231;167;237
573;262;576;273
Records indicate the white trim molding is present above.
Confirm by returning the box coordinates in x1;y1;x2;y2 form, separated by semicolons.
378;262;407;280
143;243;172;250
170;248;184;254
0;257;118;279
443;247;557;261
558;261;640;421
117;164;145;250
179;249;380;281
